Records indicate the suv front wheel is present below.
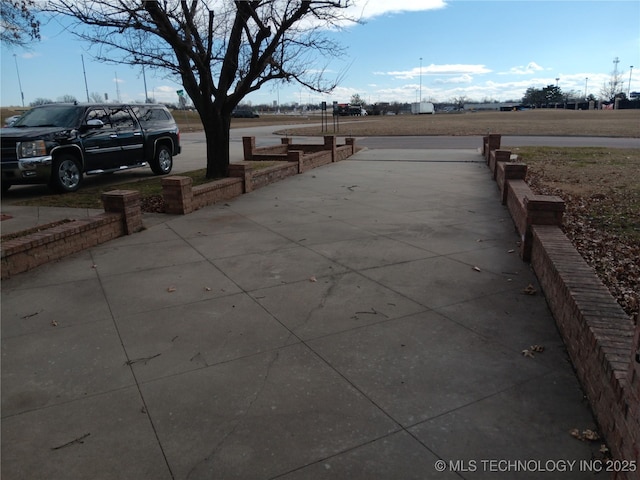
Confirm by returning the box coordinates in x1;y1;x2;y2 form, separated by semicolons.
50;154;83;193
150;144;173;175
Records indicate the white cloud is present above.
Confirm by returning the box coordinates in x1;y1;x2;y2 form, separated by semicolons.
349;0;448;20
501;62;546;75
385;64;492;80
434;74;474;84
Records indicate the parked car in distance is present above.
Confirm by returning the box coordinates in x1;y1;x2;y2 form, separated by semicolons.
232;109;259;118
1;103;180;193
3;115;22;127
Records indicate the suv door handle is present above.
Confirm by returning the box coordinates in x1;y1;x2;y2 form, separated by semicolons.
109;134;118;138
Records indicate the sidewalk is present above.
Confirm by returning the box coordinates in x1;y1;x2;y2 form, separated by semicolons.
1;149;604;479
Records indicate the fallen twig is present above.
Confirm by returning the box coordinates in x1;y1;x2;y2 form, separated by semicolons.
125;353;161;366
51;433;90;451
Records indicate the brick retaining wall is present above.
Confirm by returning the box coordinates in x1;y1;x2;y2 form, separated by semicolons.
1;191;142;279
162;136;357;214
484;137;639;478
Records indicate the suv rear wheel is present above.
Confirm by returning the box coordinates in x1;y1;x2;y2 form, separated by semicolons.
150;144;173;175
50;154;83;193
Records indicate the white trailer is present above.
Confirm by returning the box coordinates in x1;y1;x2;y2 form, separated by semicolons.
411;101;435;114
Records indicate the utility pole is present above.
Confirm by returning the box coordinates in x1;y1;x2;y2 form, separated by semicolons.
142;65;149;102
115;71;121;102
81;55;90;102
629;66;634;97
584;77;588;99
419;57;423;103
13;54;25;107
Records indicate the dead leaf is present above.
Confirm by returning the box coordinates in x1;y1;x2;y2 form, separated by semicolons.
472;266;481;272
91;264;98;269
522;344;544;358
582;429;600;441
507;249;515;254
569;428;601;442
50;320;58;327
522;284;537;295
204;287;212;292
167;286;177;293
309;276;317;282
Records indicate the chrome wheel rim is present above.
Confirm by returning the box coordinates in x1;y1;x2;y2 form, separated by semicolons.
158;149;172;172
58;159;80;189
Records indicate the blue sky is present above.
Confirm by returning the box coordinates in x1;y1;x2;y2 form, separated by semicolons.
1;0;639;108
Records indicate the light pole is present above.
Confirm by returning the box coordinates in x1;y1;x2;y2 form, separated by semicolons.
584;77;588;99
81;55;90;102
13;54;25;107
142;65;149;102
419;57;423;104
629;66;634;97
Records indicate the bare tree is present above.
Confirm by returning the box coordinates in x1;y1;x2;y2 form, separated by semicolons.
1;0;41;47
58;94;78;103
45;1;356;178
600;61;625;103
89;92;104;103
29;97;53;106
451;95;468;110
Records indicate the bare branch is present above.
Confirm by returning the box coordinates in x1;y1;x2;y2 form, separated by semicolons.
42;0;358;177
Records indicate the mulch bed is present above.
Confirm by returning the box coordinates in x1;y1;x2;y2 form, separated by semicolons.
526;177;639;323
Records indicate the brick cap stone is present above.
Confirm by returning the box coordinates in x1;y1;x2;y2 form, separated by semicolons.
524;195;566;211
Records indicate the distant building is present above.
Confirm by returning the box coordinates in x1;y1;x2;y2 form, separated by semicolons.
463;103;522;111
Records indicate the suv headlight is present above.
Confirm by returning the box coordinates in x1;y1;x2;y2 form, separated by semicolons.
18;140;47;158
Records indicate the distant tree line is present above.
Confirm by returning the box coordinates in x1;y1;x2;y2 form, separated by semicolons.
521;84;637;109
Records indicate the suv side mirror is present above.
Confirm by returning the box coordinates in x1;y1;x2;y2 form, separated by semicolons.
86;119;104;129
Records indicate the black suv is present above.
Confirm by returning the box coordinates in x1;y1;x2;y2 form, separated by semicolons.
1;103;181;193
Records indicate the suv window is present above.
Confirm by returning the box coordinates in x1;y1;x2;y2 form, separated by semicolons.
13;105;83;128
86;108;111;127
135;107;171;122
110;108;136;129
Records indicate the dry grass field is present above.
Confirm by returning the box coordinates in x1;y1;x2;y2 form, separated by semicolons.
3;106;638;137
278;109;640;137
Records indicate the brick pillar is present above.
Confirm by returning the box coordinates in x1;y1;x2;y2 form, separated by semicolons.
345;138;356;156
242;136;255;160
324;136;337;162
161;176;194;214
491;149;511;179
484;134;501;163
498;163;527;204
101;190;143;234
228;163;254;193
521;195;565;260
288;150;303;173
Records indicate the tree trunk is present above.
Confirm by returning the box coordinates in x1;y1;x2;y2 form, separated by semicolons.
202;108;232;179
